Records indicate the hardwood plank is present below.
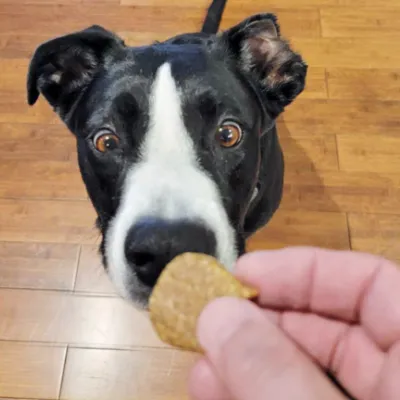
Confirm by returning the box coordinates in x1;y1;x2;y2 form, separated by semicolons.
337;0;400;6
0;199;98;244
291;38;400;69
121;0;210;6
75;8;319;44
327;68;400;101
281;170;400;215
280;135;339;172
0;342;66;399
0;242;79;290
337;134;400;173
122;0;400;8
349;213;400;265
0;59;29;92
0;0;112;3
301;67;328;99
0;123;75;162
0;289;165;347
0;0;80;3
280;99;400;137
247;209;350;252
121;0;337;8
0;33;53;59
0;160;86;200
278;120;400;139
83;0;120;3
0;93;57;124
0;5;320;38
0;123;84;199
74;245;116;295
61;347;197;400
0;16;317;59
0;5;207;36
321;7;400;37
0;35;6;50
124;0;400;11
220;7;321;38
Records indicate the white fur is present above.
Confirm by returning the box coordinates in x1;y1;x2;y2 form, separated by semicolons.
106;62;238;300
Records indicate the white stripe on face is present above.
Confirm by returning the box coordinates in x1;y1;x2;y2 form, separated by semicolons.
106;62;237;300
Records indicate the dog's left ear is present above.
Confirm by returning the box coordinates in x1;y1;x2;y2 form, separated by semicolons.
27;25;125;118
221;13;307;117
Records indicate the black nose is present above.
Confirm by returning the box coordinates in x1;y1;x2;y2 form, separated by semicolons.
124;218;217;287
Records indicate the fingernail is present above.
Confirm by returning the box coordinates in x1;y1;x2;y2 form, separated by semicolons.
197;297;265;356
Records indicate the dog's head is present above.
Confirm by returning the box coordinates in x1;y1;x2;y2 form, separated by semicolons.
27;14;307;306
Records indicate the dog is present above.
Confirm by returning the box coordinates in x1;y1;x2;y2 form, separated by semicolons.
26;0;307;307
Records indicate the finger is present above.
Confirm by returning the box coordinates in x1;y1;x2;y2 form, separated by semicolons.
277;311;385;400
235;247;400;350
371;342;400;400
197;297;346;400
188;314;287;400
188;358;231;400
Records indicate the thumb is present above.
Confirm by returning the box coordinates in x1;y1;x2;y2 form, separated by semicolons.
197;297;345;400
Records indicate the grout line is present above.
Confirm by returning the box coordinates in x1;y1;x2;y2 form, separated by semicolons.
58;344;69;400
0;239;82;246
278;207;400;218
346;213;352;250
0;237;98;247
318;7;323;37
63;345;174;353
0;286;117;297
0;397;48;400
334;134;341;170
0;196;88;202
324;68;330;99
71;245;83;291
0;339;67;348
0;338;171;352
278;208;397;216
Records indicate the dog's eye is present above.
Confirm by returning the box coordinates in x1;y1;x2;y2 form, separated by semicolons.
93;131;120;153
216;122;242;148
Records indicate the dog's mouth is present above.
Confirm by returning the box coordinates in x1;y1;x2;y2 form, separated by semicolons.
104;215;234;306
120;272;154;309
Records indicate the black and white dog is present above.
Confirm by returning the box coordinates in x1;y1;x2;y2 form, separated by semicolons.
27;0;307;307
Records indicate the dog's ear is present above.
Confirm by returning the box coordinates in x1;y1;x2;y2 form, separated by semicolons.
27;25;125;117
221;13;307;117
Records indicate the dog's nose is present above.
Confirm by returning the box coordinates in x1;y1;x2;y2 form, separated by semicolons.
124;218;217;287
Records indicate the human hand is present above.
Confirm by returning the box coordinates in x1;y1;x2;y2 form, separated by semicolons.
188;247;400;400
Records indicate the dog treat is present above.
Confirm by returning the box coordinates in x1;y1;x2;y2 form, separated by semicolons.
149;252;258;352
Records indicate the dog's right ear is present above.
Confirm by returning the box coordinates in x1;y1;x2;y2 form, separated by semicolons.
27;25;125;117
220;13;307;118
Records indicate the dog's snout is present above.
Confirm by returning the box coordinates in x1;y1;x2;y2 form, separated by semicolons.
124;218;217;287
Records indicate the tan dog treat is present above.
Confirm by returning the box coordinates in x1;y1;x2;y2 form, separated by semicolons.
149;252;258;352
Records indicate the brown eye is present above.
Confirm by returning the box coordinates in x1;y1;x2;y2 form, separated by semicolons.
216;122;242;148
94;131;120;153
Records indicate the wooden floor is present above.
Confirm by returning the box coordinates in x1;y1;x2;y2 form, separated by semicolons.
0;0;399;398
